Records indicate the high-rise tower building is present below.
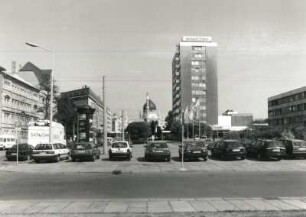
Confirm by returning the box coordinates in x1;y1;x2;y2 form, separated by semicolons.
172;36;218;125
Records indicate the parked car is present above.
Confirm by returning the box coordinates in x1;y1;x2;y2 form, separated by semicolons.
206;141;216;151
109;141;132;160
6;144;34;161
246;139;286;160
280;139;306;159
0;135;16;150
211;140;246;160
144;141;171;161
179;141;208;161
32;143;70;163
71;142;100;162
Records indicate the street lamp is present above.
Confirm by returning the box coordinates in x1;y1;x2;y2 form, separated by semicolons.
25;42;54;145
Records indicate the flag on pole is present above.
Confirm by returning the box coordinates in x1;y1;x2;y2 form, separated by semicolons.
191;99;200;120
184;106;190;122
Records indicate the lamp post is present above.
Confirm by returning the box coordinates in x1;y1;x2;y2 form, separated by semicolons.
25;42;54;145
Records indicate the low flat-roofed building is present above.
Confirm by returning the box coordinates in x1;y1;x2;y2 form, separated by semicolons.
268;86;306;127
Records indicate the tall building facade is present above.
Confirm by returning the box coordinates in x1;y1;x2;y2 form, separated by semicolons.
61;86;112;142
268;86;306;127
0;66;45;136
172;36;218;125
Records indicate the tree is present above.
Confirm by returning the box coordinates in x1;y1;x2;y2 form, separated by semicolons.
170;120;182;141
39;73;59;120
54;97;77;140
126;122;152;143
164;110;174;130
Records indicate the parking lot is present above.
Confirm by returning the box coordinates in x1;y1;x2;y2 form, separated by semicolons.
1;142;306;174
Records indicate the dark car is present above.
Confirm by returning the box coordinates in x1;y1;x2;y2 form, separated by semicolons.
6;144;34;161
246;139;286;160
206;142;216;151
179;141;208;161
211;140;246;160
144;141;171;161
280;139;306;159
70;142;101;162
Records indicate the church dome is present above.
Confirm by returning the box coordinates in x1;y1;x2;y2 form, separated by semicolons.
143;99;157;112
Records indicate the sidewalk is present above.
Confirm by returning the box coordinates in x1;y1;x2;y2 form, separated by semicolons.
0;197;306;216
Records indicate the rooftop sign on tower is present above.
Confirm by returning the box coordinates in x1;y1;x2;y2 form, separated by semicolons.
182;36;212;42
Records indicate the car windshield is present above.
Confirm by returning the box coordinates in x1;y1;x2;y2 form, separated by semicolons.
293;141;306;148
73;143;92;150
151;143;168;148
112;142;127;148
35;144;52;150
226;142;242;149
267;141;284;148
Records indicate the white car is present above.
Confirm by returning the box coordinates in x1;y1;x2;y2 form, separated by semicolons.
0;135;16;150
109;141;132;160
32;143;70;163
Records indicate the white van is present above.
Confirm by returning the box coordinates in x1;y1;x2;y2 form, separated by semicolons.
0;135;17;150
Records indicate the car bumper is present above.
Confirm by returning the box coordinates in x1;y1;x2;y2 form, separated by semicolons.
6;154;29;160
265;152;285;159
146;153;170;159
32;155;57;161
71;154;94;158
291;151;306;158
183;152;208;159
110;153;131;158
224;152;246;159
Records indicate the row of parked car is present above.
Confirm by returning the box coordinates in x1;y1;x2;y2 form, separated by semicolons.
4;141;135;163
4;138;306;163
206;138;306;161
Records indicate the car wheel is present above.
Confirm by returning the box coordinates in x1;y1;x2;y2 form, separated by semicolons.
91;155;95;162
55;155;60;162
203;157;208;161
241;156;245;160
71;157;75;162
34;159;40;163
221;154;225;160
97;154;100;159
277;157;282;161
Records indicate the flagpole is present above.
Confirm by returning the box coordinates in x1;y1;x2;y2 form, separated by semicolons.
199;120;201;139
181;112;185;169
193;119;195;140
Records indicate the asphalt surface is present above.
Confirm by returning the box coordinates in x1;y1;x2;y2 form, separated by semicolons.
0;171;306;201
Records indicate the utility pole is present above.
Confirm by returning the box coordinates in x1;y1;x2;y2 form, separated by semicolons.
121;110;125;141
103;76;107;154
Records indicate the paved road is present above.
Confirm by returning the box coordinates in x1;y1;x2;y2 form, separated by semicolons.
0;171;306;200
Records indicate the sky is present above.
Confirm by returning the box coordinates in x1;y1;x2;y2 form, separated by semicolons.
1;0;306;120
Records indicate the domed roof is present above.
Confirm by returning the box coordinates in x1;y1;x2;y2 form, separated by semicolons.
143;99;157;112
